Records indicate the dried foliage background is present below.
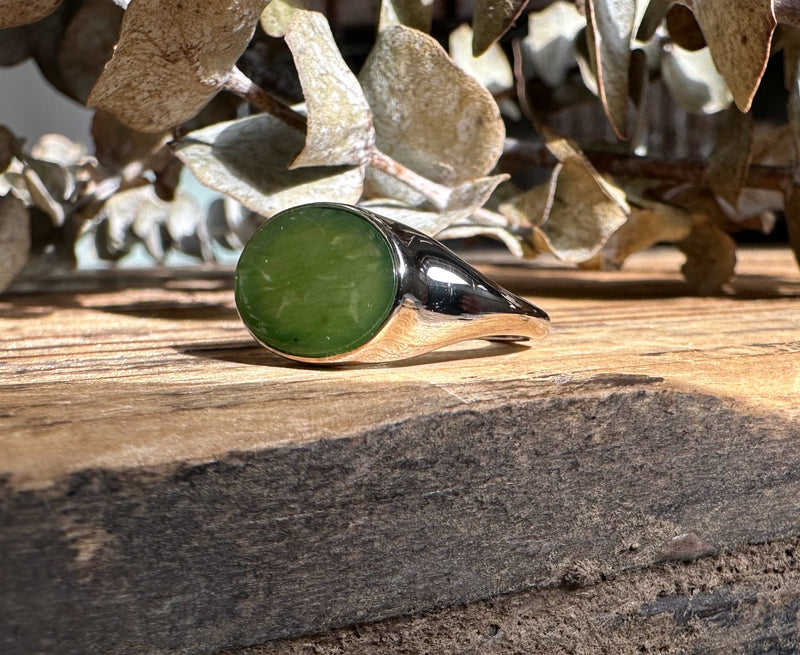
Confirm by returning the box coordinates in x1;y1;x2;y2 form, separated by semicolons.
1;0;800;294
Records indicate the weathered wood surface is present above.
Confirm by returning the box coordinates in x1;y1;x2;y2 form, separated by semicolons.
1;247;799;655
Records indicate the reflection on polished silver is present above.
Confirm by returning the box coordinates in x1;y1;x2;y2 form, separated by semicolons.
250;203;550;365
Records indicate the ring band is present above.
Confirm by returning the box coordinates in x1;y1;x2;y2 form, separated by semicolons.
235;203;549;364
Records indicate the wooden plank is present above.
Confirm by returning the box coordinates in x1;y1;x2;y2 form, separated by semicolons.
1;247;799;655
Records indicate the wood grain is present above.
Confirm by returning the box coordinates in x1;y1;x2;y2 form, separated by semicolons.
1;247;799;654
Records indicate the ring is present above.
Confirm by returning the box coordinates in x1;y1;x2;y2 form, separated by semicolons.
234;203;549;364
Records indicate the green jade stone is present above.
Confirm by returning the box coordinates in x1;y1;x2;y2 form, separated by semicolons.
235;205;399;358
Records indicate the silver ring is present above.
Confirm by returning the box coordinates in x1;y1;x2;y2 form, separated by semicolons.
235;203;549;364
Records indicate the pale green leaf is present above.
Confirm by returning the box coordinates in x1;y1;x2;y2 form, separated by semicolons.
174;113;363;217
88;0;266;132
359;25;505;186
285;11;374;168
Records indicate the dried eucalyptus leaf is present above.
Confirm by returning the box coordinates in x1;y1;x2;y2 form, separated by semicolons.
678;219;736;295
437;224;526;257
0;0;63;29
498;169;558;228
22;158;70;226
665;4;705;51
91;110;170;173
522;2;585;88
359;25;505;186
586;0;637;139
0;125;21;172
602;200;692;267
165;191;211;260
174;113;363;216
285;10;374;168
707;107;753;207
260;0;307;37
30;133;88;167
88;0;266;132
207;195;254;249
0;193;30;292
0;25;29;65
449;24;513;95
472;0;528;56
688;0;775;112
58;0;123;103
636;0;670;41
538;136;630;263
661;44;732;114
379;0;433;32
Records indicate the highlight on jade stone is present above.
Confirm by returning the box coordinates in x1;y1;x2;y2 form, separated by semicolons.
235;204;399;358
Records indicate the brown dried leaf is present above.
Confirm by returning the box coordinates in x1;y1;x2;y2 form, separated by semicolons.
601;199;692;267
173;113;363;217
91;110;170;174
285;11;374;168
88;0;266;133
378;0;434;33
678;219;736;295
665;4;706;51
0;0;62;29
707;107;753;207
0;193;30;292
586;0;637;139
688;0;776;112
498;170;558;228
57;0;123;103
536;135;630;263
359;25;505;186
472;0;529;56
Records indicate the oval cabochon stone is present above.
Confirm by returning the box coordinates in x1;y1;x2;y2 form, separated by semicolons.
235;204;399;358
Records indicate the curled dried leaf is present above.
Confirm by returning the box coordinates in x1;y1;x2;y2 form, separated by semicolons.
88;0;266;132
472;0;529;56
688;0;776;113
0;193;30;292
359;25;505;186
0;0;63;29
678;218;736;295
174;113;363;217
378;0;434;32
285;11;374;168
586;0;637;139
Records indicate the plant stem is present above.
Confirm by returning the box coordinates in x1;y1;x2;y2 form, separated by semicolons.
503;138;796;193
224;68;307;133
